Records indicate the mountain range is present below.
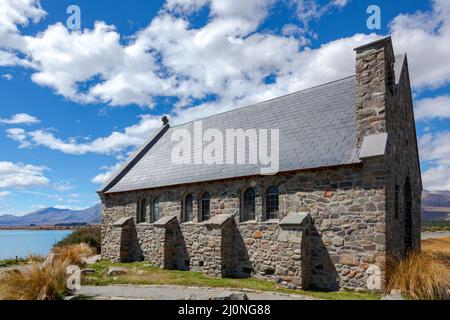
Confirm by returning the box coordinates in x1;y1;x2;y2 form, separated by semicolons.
422;190;450;221
0;204;101;226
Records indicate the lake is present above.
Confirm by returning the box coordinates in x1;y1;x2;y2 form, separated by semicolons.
0;230;72;260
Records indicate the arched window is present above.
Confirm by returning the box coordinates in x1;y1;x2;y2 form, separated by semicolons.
242;188;256;222
265;186;279;220
152;197;160;223
137;198;147;223
201;192;211;222
184;194;193;222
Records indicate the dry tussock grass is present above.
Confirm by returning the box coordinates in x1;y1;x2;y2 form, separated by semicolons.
387;241;450;300
422;237;450;255
1;243;95;300
2;259;70;300
52;243;96;266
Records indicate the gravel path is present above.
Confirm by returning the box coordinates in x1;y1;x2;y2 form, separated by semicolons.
0;265;30;278
421;231;450;239
78;285;316;300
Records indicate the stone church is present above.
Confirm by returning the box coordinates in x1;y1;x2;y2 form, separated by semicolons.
98;37;422;292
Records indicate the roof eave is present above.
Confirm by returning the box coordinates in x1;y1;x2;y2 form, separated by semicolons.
103;160;363;195
97;124;171;194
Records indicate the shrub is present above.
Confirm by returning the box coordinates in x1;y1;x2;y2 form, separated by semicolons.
0;258;28;267
54;226;101;253
52;243;96;266
2;259;70;300
387;251;450;300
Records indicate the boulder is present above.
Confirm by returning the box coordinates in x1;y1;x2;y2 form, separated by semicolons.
107;267;128;276
83;255;101;265
81;268;96;275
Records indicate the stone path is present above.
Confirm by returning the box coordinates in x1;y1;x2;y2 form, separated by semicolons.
421;231;450;240
78;285;316;300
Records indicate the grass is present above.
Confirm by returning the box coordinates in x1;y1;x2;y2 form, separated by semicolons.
422;236;450;255
0;244;96;300
54;226;101;253
422;221;450;232
82;261;381;300
0;254;45;268
0;258;29;268
386;237;450;300
1;259;70;300
52;243;96;266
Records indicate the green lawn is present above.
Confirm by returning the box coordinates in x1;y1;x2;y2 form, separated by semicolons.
0;258;29;267
422;220;450;232
82;261;381;300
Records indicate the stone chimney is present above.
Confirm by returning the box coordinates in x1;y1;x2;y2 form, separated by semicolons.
354;37;395;147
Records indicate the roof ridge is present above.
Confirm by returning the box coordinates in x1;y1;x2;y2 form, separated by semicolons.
170;75;356;128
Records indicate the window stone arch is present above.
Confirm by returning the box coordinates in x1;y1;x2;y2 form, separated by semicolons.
241;187;256;222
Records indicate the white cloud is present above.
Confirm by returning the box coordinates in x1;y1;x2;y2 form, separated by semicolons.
53;205;87;211
0;191;10;198
10;115;161;155
0;161;49;188
1;73;12;80
0;0;370;110
91;162;123;185
415;95;450;121
419;131;450;190
19;190;62;202
333;0;349;7
0;50;32;67
164;0;210;14
390;0;450;90
6;128;30;148
25;22;127;104
7;32;379;156
419;132;450;164
0;0;45;34
289;0;349;31
0;0;448;112
52;182;74;192
68;193;80;198
0;113;40;125
0;0;45;66
422;165;450;191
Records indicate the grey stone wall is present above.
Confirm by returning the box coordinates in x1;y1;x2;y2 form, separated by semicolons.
385;56;422;259
355;38;422;263
101;160;387;291
181;223;223;276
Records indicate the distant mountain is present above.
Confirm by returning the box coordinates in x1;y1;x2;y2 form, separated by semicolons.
422;190;450;221
0;204;101;226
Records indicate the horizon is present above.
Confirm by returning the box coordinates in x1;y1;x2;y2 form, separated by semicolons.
1;0;450;216
0;203;100;218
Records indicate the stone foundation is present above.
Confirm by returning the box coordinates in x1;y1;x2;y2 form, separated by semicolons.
103;213;312;289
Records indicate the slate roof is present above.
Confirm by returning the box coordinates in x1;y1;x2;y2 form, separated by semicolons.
101;76;360;194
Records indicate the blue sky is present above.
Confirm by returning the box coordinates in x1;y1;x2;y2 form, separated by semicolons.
1;0;450;216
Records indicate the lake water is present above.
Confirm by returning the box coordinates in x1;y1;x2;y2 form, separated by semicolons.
0;230;72;260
